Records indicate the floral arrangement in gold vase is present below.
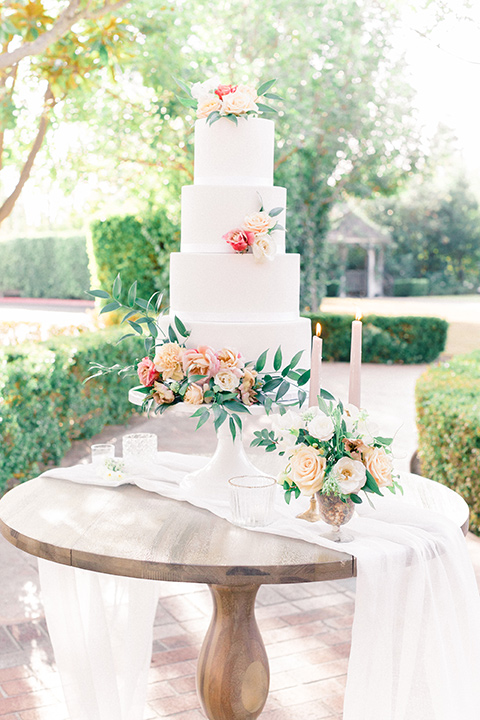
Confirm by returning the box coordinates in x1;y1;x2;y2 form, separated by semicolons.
252;395;402;542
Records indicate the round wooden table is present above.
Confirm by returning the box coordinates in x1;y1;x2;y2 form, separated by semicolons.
0;474;469;720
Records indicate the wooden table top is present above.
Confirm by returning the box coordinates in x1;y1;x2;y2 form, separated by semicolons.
0;476;355;586
0;473;469;587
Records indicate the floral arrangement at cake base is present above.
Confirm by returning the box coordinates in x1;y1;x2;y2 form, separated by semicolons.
252;395;402;536
87;276;310;439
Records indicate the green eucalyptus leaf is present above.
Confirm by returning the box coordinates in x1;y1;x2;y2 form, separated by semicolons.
173;76;193;97
255;349;268;372
174;315;188;337
257;79;276;96
127;281;137;306
273;346;282;371
99;300;121;315
263;92;284;101
168;325;178;343
297;369;311;386
86;289;110;299
275;380;290;401
112;274;122;299
256;102;276;114
226;114;238;125
269;207;283;217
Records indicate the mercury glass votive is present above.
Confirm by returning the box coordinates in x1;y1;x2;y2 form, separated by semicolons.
228;475;277;528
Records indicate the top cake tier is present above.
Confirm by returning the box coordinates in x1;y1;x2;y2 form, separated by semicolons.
194;117;274;186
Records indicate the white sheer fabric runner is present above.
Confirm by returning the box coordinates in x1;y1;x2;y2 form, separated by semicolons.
39;453;480;720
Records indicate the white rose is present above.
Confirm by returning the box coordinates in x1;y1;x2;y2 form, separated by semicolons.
307;414;335;441
214;369;240;392
221;89;258;115
273;409;304;434
330;456;366;495
191;77;220;100
276;432;298;453
252;233;276;262
197;94;222;119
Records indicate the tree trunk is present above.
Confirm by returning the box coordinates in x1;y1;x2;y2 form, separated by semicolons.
0;85;54;226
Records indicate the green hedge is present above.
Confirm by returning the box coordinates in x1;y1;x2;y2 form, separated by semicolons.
303;313;448;364
0;329;144;493
393;278;429;297
416;351;480;534
90;210;179;304
0;236;90;298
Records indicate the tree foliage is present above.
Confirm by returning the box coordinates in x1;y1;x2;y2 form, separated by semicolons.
0;0;137;225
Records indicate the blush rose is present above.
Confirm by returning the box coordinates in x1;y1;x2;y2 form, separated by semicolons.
223;228;255;253
183;345;220;383
287;445;326;496
137;357;159;387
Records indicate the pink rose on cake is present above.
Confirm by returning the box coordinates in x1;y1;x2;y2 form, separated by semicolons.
137;357;159;387
243;211;277;235
214;84;237;99
154;342;184;382
223;228;255;253
183;345;220;383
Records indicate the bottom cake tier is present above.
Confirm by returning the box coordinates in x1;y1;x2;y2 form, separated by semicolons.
159;314;312;374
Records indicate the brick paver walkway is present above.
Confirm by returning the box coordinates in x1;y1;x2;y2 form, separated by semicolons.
0;575;354;719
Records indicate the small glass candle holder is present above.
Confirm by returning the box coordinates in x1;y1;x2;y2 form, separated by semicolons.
91;443;115;466
228;475;277;528
122;433;158;463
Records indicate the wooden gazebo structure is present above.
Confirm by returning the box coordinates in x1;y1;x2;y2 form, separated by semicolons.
326;206;391;298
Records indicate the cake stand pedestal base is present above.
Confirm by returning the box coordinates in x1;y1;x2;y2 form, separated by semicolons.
181;421;262;503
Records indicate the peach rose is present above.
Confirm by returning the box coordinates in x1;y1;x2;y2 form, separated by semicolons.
330;456;366;495
183;345;220;383
184;383;204;405
214;369;240;392
238;367;258;406
152;381;175;405
221;88;258;115
137;357;159;387
243;211;276;235
236;84;258;101
197;94;222;118
287;445;326;496
364;447;394;488
252;233;276;262
217;347;245;377
223;228;255;253
154;342;184;382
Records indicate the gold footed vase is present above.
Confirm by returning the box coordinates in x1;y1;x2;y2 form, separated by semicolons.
297;492;355;543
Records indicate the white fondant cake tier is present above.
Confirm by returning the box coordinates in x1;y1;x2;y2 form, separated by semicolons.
169;252;301;321
181;185;286;253
194;117;274;186
159;315;312;375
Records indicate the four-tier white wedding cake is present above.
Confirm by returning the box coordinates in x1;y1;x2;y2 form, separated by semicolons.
163;115;312;370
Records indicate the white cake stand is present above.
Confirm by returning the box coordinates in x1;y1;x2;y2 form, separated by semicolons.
128;388;264;503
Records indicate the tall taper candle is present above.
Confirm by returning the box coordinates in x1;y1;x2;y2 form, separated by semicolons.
309;323;323;407
348;311;362;408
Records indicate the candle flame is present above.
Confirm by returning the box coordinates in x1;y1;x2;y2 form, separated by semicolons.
355;308;362;321
315;322;322;337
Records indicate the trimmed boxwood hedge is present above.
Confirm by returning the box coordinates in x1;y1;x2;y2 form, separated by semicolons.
303;313;448;364
0;235;90;299
416;351;480;534
0;329;144;493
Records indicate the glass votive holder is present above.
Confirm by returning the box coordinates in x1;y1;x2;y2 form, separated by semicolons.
122;433;158;463
91;443;115;466
228;475;277;528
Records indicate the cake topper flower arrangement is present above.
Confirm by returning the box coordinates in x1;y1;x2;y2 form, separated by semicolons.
223;194;284;262
175;77;282;125
86;276;310;440
252;395;402;507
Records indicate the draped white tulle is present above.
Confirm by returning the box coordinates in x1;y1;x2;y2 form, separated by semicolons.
38;455;480;720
